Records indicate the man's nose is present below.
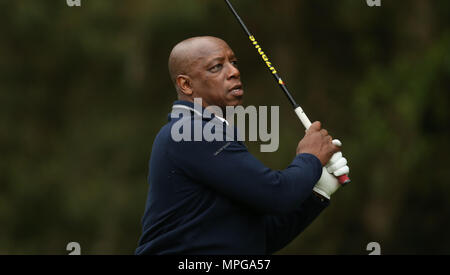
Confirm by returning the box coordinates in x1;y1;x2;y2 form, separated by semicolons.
227;63;240;79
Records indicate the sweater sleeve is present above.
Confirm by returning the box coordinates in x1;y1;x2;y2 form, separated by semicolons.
167;133;323;215
264;193;329;254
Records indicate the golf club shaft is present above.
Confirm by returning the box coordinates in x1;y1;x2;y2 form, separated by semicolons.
224;0;351;185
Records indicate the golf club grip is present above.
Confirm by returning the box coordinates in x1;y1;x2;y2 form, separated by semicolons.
294;109;351;185
338;175;351;185
225;0;351;185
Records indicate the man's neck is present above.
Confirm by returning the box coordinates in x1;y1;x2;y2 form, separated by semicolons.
174;99;229;126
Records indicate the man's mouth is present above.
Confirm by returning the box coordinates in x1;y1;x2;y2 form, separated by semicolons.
229;84;243;96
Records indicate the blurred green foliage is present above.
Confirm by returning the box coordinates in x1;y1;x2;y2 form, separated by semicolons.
0;0;449;254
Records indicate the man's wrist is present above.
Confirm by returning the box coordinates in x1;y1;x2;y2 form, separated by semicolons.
295;153;323;183
313;187;330;201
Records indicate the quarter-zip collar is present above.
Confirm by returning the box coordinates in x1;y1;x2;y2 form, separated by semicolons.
170;100;230;126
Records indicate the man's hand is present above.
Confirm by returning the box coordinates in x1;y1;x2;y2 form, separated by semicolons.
326;143;349;177
313;139;350;200
296;121;340;166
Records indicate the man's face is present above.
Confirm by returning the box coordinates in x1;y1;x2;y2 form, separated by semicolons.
188;39;243;109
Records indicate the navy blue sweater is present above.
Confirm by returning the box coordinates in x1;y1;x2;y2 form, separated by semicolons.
136;100;328;255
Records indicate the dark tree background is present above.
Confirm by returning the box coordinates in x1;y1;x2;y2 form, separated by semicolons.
0;0;449;254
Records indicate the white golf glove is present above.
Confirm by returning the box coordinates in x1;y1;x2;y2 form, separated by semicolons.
313;139;350;200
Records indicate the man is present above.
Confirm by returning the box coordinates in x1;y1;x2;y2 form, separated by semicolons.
135;36;349;255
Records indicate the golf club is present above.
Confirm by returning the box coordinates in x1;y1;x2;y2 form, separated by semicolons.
224;0;351;185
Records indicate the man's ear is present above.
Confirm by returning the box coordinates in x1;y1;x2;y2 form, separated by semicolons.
176;75;193;96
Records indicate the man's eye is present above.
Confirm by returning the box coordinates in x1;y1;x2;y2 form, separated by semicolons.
231;60;238;67
209;64;223;72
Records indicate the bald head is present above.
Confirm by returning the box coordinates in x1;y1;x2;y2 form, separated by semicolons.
167;36;243;108
168;36;230;91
